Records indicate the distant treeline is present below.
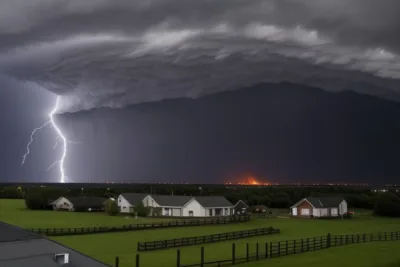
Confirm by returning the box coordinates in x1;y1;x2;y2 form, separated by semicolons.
1;183;398;210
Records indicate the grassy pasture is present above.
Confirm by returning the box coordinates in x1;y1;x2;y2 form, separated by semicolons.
0;199;168;228
1;199;400;267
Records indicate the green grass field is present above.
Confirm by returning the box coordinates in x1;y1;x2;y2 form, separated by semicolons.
0;199;167;228
1;199;400;267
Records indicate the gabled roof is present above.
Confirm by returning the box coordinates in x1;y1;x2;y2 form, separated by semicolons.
234;200;249;208
291;196;345;208
120;193;149;206
194;196;233;207
65;197;108;208
0;222;110;267
151;195;193;207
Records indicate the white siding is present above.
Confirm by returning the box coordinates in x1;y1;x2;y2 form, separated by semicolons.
145;196;160;208
331;208;338;216
339;200;348;215
313;208;320;217
292;208;297;216
320;208;328;217
52;197;73;211
118;195;133;214
182;199;205;217
172;208;181;216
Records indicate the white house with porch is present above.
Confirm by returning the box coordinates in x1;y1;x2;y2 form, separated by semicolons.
142;195;234;217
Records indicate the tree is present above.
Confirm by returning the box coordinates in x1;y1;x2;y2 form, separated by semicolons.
133;202;150;217
105;199;119;216
373;192;400;217
150;207;162;217
25;187;67;210
1;186;23;199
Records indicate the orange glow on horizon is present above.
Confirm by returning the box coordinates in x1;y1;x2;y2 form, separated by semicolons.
225;176;270;186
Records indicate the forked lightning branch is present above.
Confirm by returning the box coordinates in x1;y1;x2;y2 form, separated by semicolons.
21;96;78;183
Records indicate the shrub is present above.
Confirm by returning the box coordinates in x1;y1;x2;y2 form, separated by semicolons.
150;207;162;217
25;187;67;210
373;192;400;217
1;186;23;199
105;199;119;216
133;202;150;217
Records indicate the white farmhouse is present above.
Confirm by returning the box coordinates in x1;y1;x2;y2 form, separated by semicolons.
51;196;108;212
117;193;150;213
144;195;234;217
290;196;348;218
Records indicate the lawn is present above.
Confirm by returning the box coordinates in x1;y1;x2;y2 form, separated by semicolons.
52;215;400;267
0;199;168;228
1;199;400;267
244;241;400;267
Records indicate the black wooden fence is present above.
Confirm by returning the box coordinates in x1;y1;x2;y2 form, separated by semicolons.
26;215;251;236
138;227;280;251
172;231;400;267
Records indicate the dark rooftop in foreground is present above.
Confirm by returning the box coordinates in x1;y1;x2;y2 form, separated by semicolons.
0;222;110;267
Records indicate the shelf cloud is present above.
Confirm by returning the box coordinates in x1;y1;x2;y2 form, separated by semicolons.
1;0;399;113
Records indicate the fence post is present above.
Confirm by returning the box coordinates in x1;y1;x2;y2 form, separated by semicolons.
232;243;236;264
307;238;309;251
115;256;119;267
270;241;272;257
256;242;259;260
278;242;281;256
327;233;331;248
176;249;180;267
285;240;288;255
301;239;304;252
136;254;140;267
246;243;249;262
265;242;268;258
200;246;204;267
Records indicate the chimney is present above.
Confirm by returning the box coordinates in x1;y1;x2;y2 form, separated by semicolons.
54;253;70;265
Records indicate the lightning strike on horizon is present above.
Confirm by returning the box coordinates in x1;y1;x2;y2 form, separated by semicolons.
49;96;68;183
22;95;77;183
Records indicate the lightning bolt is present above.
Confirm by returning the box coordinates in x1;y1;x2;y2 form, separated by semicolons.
21;121;51;166
49;96;68;183
22;95;79;183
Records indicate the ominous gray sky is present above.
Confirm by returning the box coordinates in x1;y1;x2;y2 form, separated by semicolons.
1;0;400;113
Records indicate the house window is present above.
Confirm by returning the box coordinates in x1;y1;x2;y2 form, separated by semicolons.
209;209;213;216
189;211;194;216
119;199;121;203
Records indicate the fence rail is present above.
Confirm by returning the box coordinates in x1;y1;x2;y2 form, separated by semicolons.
174;231;400;267
26;215;251;236
138;227;280;251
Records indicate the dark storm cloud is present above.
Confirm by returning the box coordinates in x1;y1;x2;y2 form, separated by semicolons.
0;0;400;112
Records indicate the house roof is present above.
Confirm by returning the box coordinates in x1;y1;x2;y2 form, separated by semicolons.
234;200;249;208
194;196;233;207
0;222;110;267
291;196;345;208
151;195;193;207
65;197;108;208
120;193;149;206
